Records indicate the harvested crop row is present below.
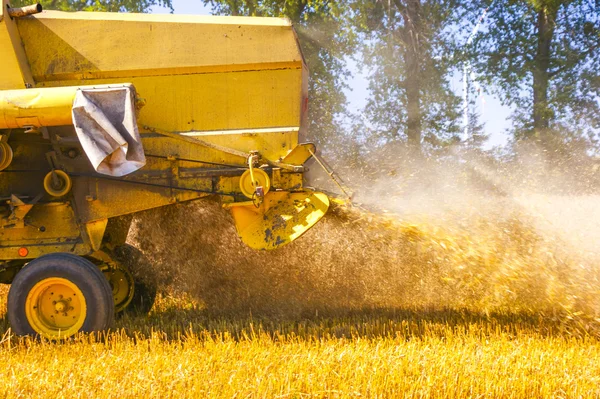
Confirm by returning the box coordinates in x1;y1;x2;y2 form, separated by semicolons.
0;290;599;398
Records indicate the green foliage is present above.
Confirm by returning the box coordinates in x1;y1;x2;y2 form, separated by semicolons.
349;0;466;153
10;0;172;13
468;0;600;152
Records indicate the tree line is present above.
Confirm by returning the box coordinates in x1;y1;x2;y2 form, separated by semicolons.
202;1;600;161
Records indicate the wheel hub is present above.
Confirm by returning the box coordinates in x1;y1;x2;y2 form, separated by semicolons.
25;277;86;339
104;266;135;313
54;301;66;312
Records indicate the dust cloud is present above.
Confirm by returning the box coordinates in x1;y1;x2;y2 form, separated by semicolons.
129;143;600;324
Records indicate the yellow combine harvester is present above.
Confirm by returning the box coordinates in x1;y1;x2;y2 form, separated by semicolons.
0;2;331;338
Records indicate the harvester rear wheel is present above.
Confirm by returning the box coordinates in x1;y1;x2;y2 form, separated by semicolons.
8;253;114;339
103;266;135;314
111;244;157;316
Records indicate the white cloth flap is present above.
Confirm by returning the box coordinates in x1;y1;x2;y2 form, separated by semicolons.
72;85;145;177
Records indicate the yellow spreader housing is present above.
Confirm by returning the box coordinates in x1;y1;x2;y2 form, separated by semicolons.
0;2;329;338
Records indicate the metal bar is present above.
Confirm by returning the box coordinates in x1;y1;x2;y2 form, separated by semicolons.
307;148;352;200
179;167;248;178
266;159;304;172
127;166;248;178
144;153;246;169
67;171;235;196
7;3;42;18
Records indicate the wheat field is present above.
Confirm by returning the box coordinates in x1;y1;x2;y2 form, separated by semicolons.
1;288;600;398
2;196;600;398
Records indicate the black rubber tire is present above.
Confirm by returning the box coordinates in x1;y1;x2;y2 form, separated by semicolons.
8;253;114;337
112;244;157;316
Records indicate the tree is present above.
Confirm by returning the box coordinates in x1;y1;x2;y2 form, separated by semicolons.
11;0;172;13
468;0;600;152
350;0;464;153
202;1;356;151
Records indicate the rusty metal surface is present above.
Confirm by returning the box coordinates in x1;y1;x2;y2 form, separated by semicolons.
7;4;42;18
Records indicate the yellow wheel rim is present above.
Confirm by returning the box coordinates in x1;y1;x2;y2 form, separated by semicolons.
104;267;135;313
25;277;87;339
239;169;270;199
43;170;72;197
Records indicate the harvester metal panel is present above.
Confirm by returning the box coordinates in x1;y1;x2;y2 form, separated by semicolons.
16;11;305;133
0;2;34;89
17;11;301;81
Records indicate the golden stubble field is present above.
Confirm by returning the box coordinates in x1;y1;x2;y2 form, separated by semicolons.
1;195;600;398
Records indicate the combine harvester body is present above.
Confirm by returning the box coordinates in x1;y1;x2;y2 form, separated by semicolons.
0;2;329;338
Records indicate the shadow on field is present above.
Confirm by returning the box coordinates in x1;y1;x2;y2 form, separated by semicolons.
0;299;596;341
112;305;599;341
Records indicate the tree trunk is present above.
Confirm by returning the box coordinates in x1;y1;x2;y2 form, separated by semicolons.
531;5;557;141
400;0;422;150
228;0;240;15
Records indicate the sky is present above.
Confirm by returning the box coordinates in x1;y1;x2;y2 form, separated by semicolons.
151;0;513;148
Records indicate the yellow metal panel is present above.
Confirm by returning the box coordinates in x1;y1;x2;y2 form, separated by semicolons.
72;177;208;223
282;143;316;165
197;132;298;162
229;191;330;250
0;202;84;260
0;28;24;89
83;219;108;251
182;130;299;162
0;86;76;128
17;11;303;82
0;84;135;129
23;9;292;25
36;69;303;132
0;243;91;260
0;0;34;89
15;10;305;134
139;128;298;169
